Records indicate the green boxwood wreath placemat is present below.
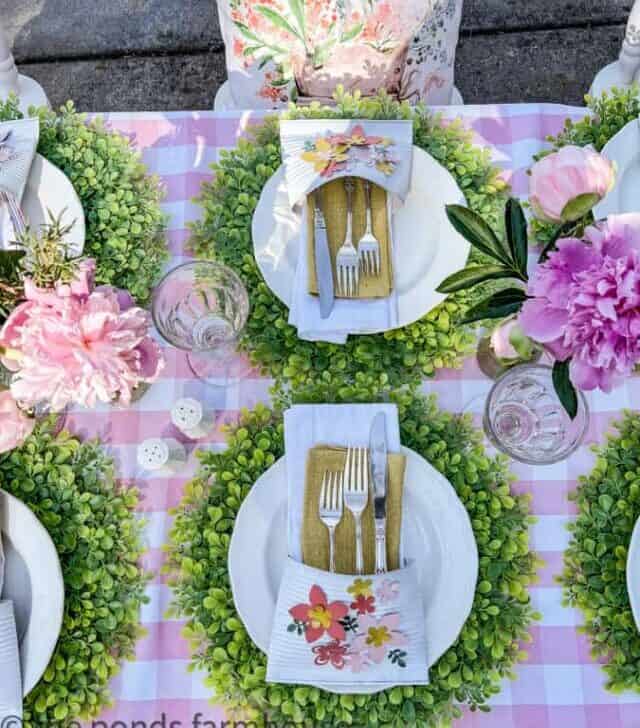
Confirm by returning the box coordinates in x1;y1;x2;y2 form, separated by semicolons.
166;388;540;727
0;420;149;726
0;96;167;305
190;91;509;390
561;410;640;693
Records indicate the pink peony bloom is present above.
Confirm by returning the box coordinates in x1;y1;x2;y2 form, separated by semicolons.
0;390;34;454
0;262;164;411
529;146;615;224
519;214;640;392
490;318;521;360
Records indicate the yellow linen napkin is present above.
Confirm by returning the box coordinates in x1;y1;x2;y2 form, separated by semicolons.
307;178;393;299
302;445;405;575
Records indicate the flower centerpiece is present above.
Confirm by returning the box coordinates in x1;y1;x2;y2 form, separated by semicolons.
437;145;629;418
0;216;164;437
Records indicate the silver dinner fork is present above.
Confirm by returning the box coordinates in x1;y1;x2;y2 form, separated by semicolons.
319;471;344;573
335;178;359;297
343;447;369;575
358;180;381;276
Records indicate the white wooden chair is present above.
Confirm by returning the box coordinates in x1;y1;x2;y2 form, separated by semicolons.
0;20;48;112
591;1;640;96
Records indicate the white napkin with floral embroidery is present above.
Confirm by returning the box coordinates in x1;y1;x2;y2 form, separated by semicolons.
266;558;428;688
0;601;22;720
0;118;40;249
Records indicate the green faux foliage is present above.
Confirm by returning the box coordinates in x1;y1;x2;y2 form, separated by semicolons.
0;96;168;303
561;411;640;693
166;390;540;727
190;91;509;389
530;87;640;247
0;420;149;726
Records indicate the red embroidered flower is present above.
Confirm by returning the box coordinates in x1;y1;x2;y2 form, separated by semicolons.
351;594;375;615
312;639;349;669
289;585;349;643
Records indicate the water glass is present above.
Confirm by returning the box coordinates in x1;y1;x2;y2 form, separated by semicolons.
483;364;589;465
151;261;249;384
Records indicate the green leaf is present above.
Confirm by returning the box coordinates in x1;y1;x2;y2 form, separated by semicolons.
561;192;600;222
288;0;306;36
0;249;25;277
340;22;364;43
256;5;303;41
446;204;511;266
552;359;578;420
437;264;515;294
233;21;263;44
505;198;528;276
538;223;567;263
461;287;527;324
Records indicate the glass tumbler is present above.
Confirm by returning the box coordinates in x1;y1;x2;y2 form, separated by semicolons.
483;364;589;465
151;261;250;385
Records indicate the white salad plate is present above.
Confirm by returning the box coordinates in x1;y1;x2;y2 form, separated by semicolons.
228;446;478;694
0;489;65;696
252;147;469;333
594;118;640;219
18;153;85;256
627;515;640;632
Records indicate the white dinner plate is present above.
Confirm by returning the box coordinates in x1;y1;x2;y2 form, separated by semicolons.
627;515;640;632
594;118;640;219
252;147;469;333
228;446;478;694
0;489;65;696
18;153;85;257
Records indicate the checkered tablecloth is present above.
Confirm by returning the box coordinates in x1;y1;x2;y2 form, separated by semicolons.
66;104;640;728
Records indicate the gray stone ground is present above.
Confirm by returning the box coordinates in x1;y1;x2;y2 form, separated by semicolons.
0;0;634;111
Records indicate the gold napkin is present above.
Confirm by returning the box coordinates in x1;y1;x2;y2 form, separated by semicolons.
307;178;393;299
302;445;405;575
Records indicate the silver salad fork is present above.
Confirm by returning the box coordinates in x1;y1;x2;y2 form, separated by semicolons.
318;471;344;573
358;180;381;276
335;178;359;297
343;447;369;575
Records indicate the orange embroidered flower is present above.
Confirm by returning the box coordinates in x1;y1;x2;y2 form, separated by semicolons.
289;585;349;643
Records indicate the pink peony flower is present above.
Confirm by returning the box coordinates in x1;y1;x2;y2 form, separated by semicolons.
519;213;640;392
0;262;164;411
0;390;34;454
529;146;615;224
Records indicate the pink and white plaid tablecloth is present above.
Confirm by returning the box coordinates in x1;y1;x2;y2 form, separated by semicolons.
66;104;640;728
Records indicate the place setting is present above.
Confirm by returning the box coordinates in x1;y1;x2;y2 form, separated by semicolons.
228;402;478;693
252;118;469;343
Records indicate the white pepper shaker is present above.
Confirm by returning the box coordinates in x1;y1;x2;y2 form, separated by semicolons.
171;398;215;439
137;437;186;475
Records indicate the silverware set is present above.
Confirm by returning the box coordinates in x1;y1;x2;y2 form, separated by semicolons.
315;177;382;310
318;440;388;575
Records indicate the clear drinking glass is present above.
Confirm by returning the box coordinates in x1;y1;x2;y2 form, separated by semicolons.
483;364;589;465
151;261;250;385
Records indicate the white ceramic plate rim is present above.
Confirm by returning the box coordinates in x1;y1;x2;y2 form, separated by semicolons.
18;153;85;257
1;489;65;696
251;146;469;334
594;117;640;219
228;445;478;694
627;514;640;632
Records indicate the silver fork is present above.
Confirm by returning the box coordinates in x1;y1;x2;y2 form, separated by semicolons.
343;447;369;575
358;180;381;276
318;471;344;573
335;178;359;297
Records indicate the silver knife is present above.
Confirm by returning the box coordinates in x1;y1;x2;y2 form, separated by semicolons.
370;412;388;574
313;193;334;319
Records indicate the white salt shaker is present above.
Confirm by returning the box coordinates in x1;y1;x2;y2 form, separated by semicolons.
171;398;215;439
137;437;186;475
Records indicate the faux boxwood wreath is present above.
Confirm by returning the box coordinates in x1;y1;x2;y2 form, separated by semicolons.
166;388;540;727
530;87;640;246
561;411;640;693
0;96;167;304
190;91;509;390
0;420;149;726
